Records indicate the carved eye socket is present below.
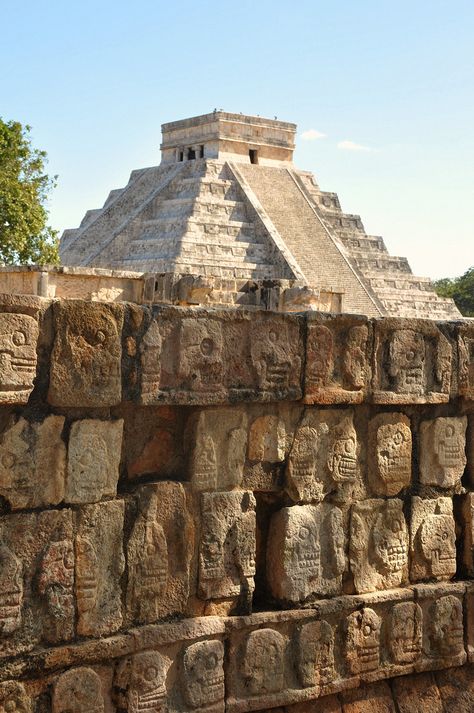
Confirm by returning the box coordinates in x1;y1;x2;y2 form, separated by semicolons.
200;338;214;356
363;624;373;636
405;350;415;361
144;665;158;681
445;425;455;437
206;653;218;669
391;519;402;533
344;439;355;454
393;430;404;445
1;452;15;468
442;531;448;541
298;526;310;541
269;330;277;343
96;330;106;345
12;330;26;346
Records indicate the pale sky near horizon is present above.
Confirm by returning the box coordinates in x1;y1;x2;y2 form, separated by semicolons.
1;0;473;279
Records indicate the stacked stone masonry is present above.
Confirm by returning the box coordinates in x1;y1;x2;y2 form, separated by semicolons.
1;293;474;710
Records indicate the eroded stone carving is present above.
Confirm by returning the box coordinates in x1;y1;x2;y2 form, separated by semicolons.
389;602;422;664
286;425;321;502
327;415;359;500
345;608;381;674
66;419;123;503
248;415;286;462
0;539;22;635
350;499;408;593
419;417;467;489
53;667;105;713
0;681;32;713
428;596;464;659
49;302;123;407
267;503;345;602
38;532;74;643
178;318;224;391
199;491;256;602
0;312;38;404
368;413;412;496
183;640;225;709
75;500;125;637
114;651;171;713
458;327;474;399
297;619;335;689
140;318;163;401
0;415;66;509
410;497;456;582
242;629;286;696
389;329;426;396
251;319;301;396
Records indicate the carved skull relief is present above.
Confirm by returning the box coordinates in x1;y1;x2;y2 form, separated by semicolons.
53;667;105;713
343;325;368;390
389;602;422;664
420;417;467;488
287;426;321;502
388;329;425;395
428;596;464;658
183;640;225;708
200;514;226;582
252;322;293;391
0;539;22;635
0;313;38;399
375;419;412;495
297;619;335;688
243;629;286;696
193;433;218;491
327;416;357;486
306;325;334;388
0;681;31;713
75;536;99;616
38;537;74;622
420;513;456;578
371;501;408;577
114;651;171;713
346;608;381;674
178;319;223;391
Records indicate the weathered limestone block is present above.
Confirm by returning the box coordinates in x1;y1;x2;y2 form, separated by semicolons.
0;415;65;509
75;500;125;637
139;308;303;405
53;667;105;712
187;409;247;491
0;308;39;405
436;664;474;712
372;320;452;404
183;639;225;711
367;413;411;496
409;497;456;582
267;503;345;602
349;499;408;593
305;316;371;404
419;416;467;489
345;608;381;674
425;595;465;662
199;491;256;602
48;301;123;407
66;419;123;503
0;681;32;713
114;651;171;713
388;602;422;664
458;323;474;400
296;619;336;690
0;508;73;657
242;628;287;697
286;410;361;503
340;681;396;713
126;482;194;624
391;672;444;713
248;415;286;462
285;696;342;713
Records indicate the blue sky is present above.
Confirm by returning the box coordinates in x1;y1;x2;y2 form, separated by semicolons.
1;0;473;278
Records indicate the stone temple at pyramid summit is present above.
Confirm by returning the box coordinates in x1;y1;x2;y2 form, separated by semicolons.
59;111;460;319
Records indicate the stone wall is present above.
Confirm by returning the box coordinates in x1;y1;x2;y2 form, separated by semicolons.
0;294;473;711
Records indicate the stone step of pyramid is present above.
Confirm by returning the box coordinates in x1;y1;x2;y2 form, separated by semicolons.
354;255;412;273
174;177;238;200
115;256;277;280
364;272;437;293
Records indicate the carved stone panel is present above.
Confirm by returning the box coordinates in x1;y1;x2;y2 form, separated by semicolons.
48;301;123;407
426;595;465;660
345;607;381;674
114;651;171;713
242;629;286;697
75;500;125;637
0;681;32;713
248;415;286;463
296;619;335;689
286;409;361;504
0;415;66;509
458;324;474;400
126;482;194;624
198;491;256;602
349;499;408;593
389;602;422;664
53;667;105;713
410;497;456;582
250;318;302;398
267;503;345;602
183;640;225;710
305;316;371;404
373;320;452;404
419;417;467;489
66;419;123;503
0;311;39;404
368;413;412;496
38;531;75;644
188;409;247;491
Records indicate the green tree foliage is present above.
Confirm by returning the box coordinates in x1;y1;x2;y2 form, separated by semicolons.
434;267;474;317
0;118;59;265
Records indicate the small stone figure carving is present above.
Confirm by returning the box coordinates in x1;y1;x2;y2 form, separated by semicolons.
286;425;321;502
38;533;74;642
242;629;286;696
0;313;38;403
368;414;412;496
410;497;456;581
389;602;422;664
193;434;218;490
343;325;369;390
183;640;225;708
178;319;224;391
346;608;381;674
387;329;425;395
53;667;105;713
428;596;464;658
0;538;22;635
419;417;467;488
297;619;335;688
114;651;171;713
327;415;358;498
0;681;32;713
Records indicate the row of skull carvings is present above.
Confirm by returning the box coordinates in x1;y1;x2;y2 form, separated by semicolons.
1;581;470;713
